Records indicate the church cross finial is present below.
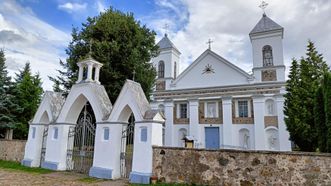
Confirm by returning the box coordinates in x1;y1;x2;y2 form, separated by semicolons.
163;23;169;36
132;70;136;81
88;39;93;58
206;38;213;50
259;1;269;14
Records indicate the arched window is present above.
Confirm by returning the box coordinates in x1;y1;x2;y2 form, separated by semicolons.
174;61;177;79
158;61;164;78
239;128;250;149
178;128;187;147
263;45;273;67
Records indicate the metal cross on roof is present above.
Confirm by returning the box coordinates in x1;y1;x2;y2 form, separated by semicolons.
206;38;214;50
88;39;93;57
163;23;169;36
259;1;269;13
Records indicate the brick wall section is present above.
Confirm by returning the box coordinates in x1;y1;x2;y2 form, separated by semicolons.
0;140;26;162
153;146;331;185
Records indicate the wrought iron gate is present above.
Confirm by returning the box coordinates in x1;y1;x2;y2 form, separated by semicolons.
120;117;135;178
66;103;96;174
40;126;48;165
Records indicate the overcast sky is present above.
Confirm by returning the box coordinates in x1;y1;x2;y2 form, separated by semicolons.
0;0;330;90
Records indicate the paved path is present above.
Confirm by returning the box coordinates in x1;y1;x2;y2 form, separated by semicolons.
0;168;129;186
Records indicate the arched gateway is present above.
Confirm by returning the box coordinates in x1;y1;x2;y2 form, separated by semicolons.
22;56;164;184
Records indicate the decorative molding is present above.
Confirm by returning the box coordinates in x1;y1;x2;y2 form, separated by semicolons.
264;116;278;128
262;70;277;81
156;80;166;91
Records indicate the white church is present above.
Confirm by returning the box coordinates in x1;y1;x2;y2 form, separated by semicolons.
150;13;291;151
21;12;291;184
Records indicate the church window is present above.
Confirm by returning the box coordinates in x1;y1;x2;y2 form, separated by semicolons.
140;127;148;142
238;101;248;117
206;102;217;118
179;103;188;118
174;61;177;79
103;127;110;141
53;127;58;140
263;45;273;66
158;61;165;78
32;127;36;139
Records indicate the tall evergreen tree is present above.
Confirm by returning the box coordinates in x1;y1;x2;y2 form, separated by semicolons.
285;41;329;151
314;86;326;152
323;72;331;152
49;8;158;102
0;50;21;139
14;62;43;139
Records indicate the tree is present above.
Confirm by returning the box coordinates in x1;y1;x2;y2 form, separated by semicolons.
49;8;158;103
0;49;22;139
284;41;329;151
14;62;43;139
314;85;326;152
322;72;331;152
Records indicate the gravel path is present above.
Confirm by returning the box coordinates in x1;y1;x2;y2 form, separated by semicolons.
0;168;129;186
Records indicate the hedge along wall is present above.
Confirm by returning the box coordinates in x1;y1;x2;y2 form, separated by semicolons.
0;140;26;162
152;146;331;185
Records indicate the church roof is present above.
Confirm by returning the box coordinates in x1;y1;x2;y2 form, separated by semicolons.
250;14;283;35
157;34;181;54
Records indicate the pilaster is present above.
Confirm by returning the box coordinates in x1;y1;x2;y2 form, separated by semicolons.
275;94;291;151
252;95;265;150
164;99;174;146
188;98;199;146
222;96;232;148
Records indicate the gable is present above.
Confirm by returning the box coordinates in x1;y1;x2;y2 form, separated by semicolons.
172;50;251;90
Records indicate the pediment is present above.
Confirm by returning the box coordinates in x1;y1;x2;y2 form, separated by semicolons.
172;50;251;89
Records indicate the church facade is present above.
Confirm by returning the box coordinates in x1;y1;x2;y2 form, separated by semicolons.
150;13;292;151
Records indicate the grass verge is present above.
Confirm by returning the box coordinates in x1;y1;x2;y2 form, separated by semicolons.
0;160;53;174
78;177;107;183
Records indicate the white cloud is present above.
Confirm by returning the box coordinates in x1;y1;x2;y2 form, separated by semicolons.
0;0;70;90
58;2;87;13
96;0;106;13
145;0;331;76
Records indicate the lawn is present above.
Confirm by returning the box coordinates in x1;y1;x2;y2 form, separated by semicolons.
0;160;53;174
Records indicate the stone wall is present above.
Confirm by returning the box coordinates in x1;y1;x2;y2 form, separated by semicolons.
0;140;26;162
153;146;331;185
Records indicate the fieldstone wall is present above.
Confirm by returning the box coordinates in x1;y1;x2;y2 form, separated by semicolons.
153;146;331;186
0;140;26;162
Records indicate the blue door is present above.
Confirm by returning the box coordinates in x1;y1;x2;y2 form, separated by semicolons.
205;127;220;149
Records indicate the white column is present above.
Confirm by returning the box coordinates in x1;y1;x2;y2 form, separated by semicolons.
77;64;83;83
130;120;163;184
253;95;265;150
164;100;174;146
42;124;70;170
94;66;101;84
86;63;93;82
22;124;44;167
188;98;200;147
276;94;291;151
222;96;232;148
90;122;124;179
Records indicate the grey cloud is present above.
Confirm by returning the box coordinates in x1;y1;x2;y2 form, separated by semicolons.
0;30;26;43
5;57;23;71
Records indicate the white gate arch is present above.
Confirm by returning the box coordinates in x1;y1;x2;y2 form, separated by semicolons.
40;82;112;171
90;80;164;184
22;91;65;167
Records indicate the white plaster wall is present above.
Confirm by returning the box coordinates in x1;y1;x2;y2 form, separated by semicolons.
93;123;123;178
173;54;249;90
231;125;255;149
251;33;284;68
151;49;180;79
23;125;44;166
131;122;163;174
173;125;189;147
164;101;174;146
253;96;266;150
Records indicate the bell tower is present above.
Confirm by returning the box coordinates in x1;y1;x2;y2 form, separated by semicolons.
249;13;285;83
151;34;181;91
76;56;103;84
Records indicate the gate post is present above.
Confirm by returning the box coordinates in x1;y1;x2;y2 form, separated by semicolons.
129;120;163;184
89;122;124;179
41;123;71;170
22;124;45;167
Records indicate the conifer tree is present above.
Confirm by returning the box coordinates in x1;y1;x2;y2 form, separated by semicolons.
285;41;328;151
314;85;326;152
0;50;21;139
14;62;43;139
323;72;331;152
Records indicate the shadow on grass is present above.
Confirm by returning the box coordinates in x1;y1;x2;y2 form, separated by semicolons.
0;160;53;174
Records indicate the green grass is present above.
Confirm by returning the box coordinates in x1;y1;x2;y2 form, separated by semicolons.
0;160;53;174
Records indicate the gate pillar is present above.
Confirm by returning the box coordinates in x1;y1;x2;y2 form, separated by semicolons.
22;124;45;167
89;122;124;179
129;120;163;184
41;123;71;170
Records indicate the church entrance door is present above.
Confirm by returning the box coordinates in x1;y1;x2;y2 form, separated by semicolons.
66;102;96;174
120;115;135;178
205;127;220;149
